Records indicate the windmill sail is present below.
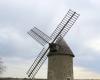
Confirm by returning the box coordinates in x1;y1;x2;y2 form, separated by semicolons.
27;47;49;78
50;9;80;43
28;27;51;46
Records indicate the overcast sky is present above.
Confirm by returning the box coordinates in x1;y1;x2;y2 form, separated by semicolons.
0;0;100;79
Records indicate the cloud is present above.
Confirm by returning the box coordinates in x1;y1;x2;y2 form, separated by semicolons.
64;0;91;10
1;62;27;78
1;57;47;78
74;66;100;79
85;38;100;52
0;26;42;58
90;0;100;7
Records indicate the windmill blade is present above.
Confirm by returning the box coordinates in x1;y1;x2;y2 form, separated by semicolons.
50;9;80;43
27;47;49;79
28;27;51;46
26;48;47;75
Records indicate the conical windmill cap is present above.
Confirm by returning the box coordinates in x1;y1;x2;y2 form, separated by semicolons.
48;39;75;57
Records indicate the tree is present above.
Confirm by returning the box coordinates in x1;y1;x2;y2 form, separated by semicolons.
0;58;5;75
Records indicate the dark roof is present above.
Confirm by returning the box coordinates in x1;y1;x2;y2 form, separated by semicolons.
48;39;75;57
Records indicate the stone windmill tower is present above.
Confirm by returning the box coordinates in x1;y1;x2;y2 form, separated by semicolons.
48;39;74;80
26;9;79;80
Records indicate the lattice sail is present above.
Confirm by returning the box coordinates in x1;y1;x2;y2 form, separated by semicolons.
50;9;80;43
27;47;49;78
28;27;51;46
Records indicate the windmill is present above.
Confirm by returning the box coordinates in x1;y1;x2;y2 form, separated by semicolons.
26;9;80;79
